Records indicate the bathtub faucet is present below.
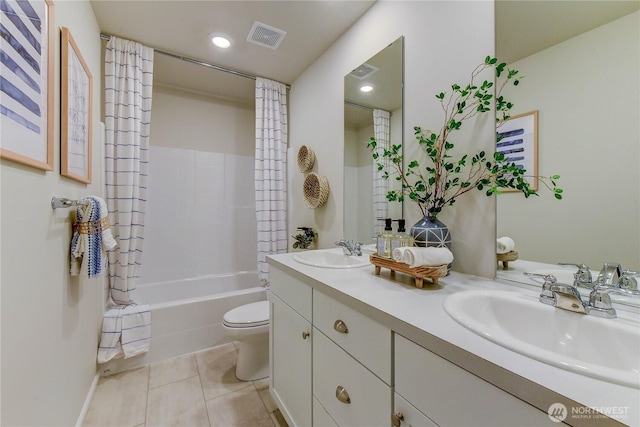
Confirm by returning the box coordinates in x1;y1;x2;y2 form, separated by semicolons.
335;240;362;256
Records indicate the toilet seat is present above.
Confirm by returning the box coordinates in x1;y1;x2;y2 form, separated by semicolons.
223;301;269;328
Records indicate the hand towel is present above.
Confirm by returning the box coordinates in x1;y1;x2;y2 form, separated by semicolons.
497;236;515;254
97;304;151;363
392;247;408;262
402;247;454;268
70;196;117;277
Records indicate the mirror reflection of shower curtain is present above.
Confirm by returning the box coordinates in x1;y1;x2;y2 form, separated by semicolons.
373;109;390;236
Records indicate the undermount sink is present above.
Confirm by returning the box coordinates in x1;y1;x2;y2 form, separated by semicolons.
293;249;370;269
444;290;640;388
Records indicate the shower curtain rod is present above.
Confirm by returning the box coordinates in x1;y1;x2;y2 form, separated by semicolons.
345;101;393;115
99;33;291;89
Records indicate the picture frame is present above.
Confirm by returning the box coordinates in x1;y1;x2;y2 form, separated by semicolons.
61;26;92;183
0;0;55;170
497;110;538;192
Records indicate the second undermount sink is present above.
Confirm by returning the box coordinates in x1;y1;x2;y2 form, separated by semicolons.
293;249;370;269
444;290;640;388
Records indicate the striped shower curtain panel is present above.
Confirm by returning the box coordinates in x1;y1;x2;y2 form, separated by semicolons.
255;78;288;286
373;109;390;236
104;36;153;305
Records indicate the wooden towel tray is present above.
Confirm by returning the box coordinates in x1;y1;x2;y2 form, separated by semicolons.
369;254;447;288
497;250;518;270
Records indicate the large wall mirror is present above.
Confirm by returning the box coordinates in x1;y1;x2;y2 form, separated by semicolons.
495;2;639;299
344;37;404;244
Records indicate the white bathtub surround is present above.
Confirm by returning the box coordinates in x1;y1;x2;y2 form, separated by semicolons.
99;272;266;375
255;78;288;286
104;36;154;305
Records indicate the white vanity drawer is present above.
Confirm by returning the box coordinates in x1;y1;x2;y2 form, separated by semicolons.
270;266;312;321
393;393;438;427
313;328;391;427
313;290;392;384
395;334;551;426
313;397;338;427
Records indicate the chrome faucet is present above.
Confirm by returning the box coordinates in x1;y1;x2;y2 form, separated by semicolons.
335;240;362;256
524;273;588;314
525;263;640;318
588;269;640;319
595;262;623;286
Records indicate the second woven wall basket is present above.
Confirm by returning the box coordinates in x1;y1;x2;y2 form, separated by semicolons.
303;172;329;209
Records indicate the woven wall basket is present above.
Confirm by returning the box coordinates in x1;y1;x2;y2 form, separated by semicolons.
303;172;330;209
297;145;315;172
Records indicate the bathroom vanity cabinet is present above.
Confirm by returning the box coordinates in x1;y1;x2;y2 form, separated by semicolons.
268;254;637;427
269;264;550;427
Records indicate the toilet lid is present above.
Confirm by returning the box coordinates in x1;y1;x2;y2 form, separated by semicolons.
223;300;269;327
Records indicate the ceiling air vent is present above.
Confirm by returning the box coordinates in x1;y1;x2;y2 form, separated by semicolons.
247;21;287;50
348;63;379;80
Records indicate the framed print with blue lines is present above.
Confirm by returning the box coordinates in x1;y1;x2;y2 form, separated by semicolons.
497;110;538;192
0;0;54;170
61;26;92;184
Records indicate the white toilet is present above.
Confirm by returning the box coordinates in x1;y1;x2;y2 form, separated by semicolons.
222;300;270;381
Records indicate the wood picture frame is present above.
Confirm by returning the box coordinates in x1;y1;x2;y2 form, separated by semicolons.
60;26;92;183
497;110;538;192
0;0;55;170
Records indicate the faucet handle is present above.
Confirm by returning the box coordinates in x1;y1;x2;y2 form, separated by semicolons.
523;272;558;304
619;270;640;291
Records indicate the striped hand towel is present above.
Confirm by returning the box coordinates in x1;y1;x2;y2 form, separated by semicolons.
70;196;117;277
97;304;151;363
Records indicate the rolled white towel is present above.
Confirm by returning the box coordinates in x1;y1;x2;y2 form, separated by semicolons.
392;247;408;262
497;236;515;254
402;247;453;268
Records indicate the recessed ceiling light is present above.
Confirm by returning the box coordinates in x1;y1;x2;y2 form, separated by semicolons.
209;33;231;49
360;84;374;93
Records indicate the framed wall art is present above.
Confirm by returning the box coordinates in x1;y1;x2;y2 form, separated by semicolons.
0;0;55;170
497;110;538;192
60;26;92;183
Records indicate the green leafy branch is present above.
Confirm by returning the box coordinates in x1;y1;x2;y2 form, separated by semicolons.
368;56;562;219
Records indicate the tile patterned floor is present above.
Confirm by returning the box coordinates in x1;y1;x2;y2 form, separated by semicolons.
83;343;288;427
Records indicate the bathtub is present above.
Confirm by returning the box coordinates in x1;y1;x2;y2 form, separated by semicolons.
99;271;266;375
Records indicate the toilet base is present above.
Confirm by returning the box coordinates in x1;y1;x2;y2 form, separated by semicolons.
235;336;269;381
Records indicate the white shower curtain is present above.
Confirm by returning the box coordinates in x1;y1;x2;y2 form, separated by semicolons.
104;36;154;304
255;78;288;286
373;109;391;236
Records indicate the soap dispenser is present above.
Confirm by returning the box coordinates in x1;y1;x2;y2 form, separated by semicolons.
376;218;393;258
391;219;412;252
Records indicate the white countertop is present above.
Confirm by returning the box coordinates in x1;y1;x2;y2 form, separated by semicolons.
267;249;640;426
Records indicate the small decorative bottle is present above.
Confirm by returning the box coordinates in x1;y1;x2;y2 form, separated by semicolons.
376;218;393;258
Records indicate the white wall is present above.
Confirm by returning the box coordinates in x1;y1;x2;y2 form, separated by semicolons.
141;86;257;285
0;1;103;425
289;1;497;277
497;11;640;269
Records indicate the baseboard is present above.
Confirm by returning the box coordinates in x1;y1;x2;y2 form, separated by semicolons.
75;373;100;427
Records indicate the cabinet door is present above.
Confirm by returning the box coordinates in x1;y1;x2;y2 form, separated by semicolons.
395;334;551;426
270;293;312;427
393;393;438;427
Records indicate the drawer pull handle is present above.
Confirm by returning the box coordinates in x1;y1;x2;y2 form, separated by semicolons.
392;412;404;427
335;386;351;404
333;319;349;334
302;331;310;340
